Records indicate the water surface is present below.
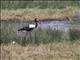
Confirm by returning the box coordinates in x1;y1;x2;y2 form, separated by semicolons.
1;19;80;31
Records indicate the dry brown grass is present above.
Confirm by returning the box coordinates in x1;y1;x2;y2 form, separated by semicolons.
1;8;79;21
1;41;80;60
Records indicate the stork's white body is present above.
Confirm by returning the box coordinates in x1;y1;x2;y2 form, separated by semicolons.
29;24;36;28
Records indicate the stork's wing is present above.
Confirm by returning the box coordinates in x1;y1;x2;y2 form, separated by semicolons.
18;27;28;31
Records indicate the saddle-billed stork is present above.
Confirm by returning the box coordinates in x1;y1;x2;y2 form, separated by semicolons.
18;18;38;32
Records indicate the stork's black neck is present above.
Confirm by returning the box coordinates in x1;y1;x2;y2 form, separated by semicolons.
35;18;38;28
35;22;38;28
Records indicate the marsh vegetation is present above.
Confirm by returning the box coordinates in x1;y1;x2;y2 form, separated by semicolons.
1;21;80;45
1;1;80;60
0;20;80;60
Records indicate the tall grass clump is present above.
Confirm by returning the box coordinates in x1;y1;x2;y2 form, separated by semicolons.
32;28;63;44
1;21;64;46
68;29;80;42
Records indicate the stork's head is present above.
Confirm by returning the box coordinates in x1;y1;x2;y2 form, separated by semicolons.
34;18;38;27
34;18;37;22
66;17;70;21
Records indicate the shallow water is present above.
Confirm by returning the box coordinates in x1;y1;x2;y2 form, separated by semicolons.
38;21;71;31
1;20;80;31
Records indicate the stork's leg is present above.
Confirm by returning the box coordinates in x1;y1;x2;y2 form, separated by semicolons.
22;32;27;46
26;32;29;44
25;32;27;40
35;30;36;44
29;32;32;43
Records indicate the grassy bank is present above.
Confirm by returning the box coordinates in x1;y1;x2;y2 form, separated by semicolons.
1;7;79;20
1;1;80;9
1;1;80;20
1;42;80;60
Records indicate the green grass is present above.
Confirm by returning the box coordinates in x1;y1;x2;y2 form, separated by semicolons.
1;42;80;60
69;29;80;42
1;1;80;20
1;22;63;45
1;21;80;46
1;7;79;20
1;1;80;9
